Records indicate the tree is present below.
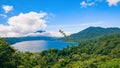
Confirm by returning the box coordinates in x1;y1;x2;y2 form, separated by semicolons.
0;38;16;68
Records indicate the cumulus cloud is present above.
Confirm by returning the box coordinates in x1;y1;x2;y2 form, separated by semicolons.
0;11;47;37
22;31;71;37
2;5;13;13
80;1;94;8
107;0;120;6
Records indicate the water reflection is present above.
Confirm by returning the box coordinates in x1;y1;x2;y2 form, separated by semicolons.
11;40;71;52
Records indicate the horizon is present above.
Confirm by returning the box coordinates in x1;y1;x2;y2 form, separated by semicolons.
0;0;120;37
2;26;120;38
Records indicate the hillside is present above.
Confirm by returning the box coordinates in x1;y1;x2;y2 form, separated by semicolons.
37;34;120;68
0;33;120;67
70;27;120;41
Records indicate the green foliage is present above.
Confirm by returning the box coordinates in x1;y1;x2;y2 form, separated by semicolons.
70;27;120;42
0;38;16;68
98;58;120;68
0;33;120;68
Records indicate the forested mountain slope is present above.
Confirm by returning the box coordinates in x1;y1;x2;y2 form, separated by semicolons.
70;27;120;41
0;33;120;68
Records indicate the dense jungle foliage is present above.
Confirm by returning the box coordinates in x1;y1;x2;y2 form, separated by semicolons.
0;33;120;68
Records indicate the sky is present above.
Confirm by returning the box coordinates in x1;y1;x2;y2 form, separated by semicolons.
0;0;120;37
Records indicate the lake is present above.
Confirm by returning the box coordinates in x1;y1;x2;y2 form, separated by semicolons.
11;40;76;52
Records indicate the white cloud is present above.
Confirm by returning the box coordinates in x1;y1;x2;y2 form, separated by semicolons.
80;1;94;8
47;31;71;37
22;31;71;37
2;5;13;13
80;0;120;7
0;11;47;37
45;22;106;37
107;0;120;6
0;14;7;18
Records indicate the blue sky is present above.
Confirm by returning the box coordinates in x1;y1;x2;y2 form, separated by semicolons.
0;0;120;37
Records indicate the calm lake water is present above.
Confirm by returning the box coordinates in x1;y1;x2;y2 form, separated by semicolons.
11;40;75;52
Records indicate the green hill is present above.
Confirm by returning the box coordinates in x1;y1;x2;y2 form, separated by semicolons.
38;34;120;68
70;27;120;41
0;32;120;67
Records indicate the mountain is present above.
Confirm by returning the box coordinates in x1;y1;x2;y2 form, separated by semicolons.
2;33;119;68
6;27;120;44
1;27;120;67
5;36;57;45
70;27;120;41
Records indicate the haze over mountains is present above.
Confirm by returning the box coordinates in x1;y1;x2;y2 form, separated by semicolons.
5;26;120;44
5;36;57;45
